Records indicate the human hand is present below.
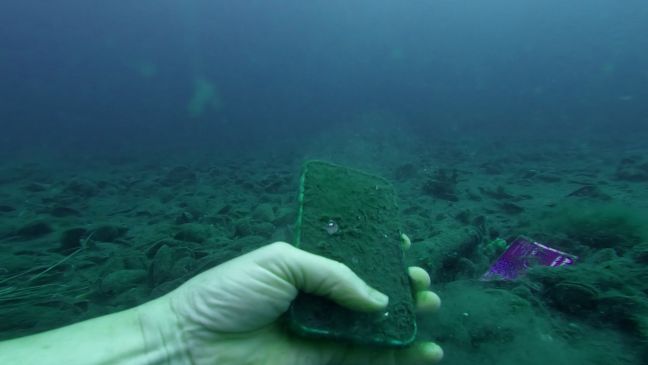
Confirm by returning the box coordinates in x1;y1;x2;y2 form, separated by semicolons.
138;241;443;365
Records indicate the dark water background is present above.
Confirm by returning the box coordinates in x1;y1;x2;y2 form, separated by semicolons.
2;0;647;157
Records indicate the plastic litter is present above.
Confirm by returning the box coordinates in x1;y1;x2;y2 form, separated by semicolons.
481;236;577;281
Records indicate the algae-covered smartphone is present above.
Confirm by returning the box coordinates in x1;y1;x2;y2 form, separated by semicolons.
287;160;416;347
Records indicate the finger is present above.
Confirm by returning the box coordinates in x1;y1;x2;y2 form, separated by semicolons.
407;267;440;312
340;341;443;365
397;342;444;365
266;242;389;312
415;291;441;313
408;267;430;291
400;233;412;250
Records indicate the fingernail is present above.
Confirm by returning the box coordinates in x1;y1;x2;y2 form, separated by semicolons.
369;289;389;307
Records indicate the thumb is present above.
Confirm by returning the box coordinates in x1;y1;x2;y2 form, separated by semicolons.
264;242;389;311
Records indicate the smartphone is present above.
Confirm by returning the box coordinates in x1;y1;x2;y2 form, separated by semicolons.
287;160;416;347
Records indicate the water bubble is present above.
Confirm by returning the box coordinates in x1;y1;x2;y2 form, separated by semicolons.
324;220;339;235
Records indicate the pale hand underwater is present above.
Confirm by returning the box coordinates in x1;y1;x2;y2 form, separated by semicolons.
0;242;443;365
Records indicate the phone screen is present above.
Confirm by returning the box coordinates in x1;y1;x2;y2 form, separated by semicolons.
288;161;416;347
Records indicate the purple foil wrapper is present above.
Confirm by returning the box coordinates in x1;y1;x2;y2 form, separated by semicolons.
481;237;577;281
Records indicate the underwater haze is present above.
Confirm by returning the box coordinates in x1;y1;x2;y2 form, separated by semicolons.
2;0;647;155
1;1;648;364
